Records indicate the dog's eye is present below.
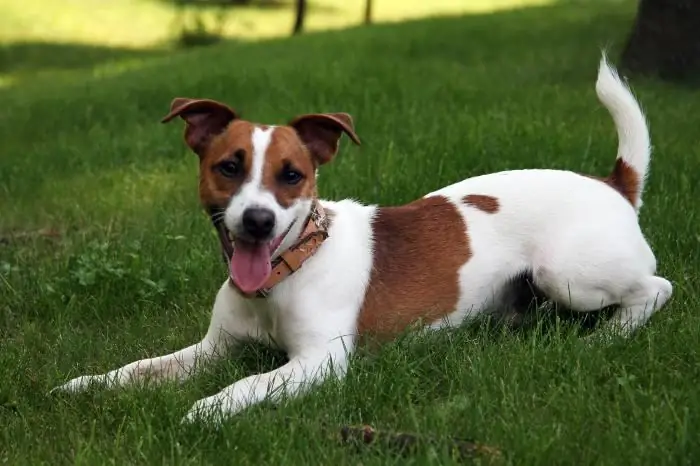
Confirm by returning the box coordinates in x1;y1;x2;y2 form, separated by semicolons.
217;161;240;178
280;168;303;185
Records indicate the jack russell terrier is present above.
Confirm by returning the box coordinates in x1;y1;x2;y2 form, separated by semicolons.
52;55;672;425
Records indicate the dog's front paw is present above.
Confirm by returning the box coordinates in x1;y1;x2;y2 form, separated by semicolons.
49;374;105;395
181;394;236;426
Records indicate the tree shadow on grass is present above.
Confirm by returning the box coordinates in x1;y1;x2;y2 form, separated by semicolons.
155;0;340;14
0;41;168;77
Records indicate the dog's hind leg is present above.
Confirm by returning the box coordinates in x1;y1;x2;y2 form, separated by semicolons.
531;224;671;336
51;281;259;393
603;275;672;336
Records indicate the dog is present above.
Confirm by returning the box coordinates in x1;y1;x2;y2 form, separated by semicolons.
52;55;672;425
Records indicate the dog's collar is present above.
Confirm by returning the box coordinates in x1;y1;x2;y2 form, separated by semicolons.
210;200;330;299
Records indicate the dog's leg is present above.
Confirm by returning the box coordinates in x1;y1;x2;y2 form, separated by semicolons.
181;340;349;425
532;228;672;337
51;281;258;393
604;275;672;336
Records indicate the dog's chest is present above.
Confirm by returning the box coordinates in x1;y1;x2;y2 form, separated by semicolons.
243;298;290;348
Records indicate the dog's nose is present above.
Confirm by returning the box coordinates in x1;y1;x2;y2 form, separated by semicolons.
242;208;276;239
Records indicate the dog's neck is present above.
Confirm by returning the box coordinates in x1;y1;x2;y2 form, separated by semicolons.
210;200;330;299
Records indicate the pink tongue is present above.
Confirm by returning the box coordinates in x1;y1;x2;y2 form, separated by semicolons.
230;240;272;294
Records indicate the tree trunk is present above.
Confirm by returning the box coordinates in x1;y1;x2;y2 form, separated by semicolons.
364;0;373;25
293;0;307;35
621;0;700;83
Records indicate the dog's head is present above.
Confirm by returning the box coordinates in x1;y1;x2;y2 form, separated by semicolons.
161;98;360;293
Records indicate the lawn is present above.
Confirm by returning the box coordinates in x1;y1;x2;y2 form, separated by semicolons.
2;0;700;464
0;0;549;48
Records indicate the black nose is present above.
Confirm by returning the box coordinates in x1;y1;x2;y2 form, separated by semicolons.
242;208;275;240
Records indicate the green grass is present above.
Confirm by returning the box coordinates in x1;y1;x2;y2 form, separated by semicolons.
2;0;700;464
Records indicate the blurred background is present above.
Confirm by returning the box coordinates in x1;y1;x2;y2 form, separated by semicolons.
1;0;695;87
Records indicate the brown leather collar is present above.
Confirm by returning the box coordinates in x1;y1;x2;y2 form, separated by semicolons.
210;200;330;299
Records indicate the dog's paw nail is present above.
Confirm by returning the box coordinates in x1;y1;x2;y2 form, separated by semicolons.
181;408;206;425
181;397;228;426
48;375;99;395
48;382;75;395
180;412;198;425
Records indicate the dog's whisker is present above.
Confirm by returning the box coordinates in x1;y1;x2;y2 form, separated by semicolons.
210;212;227;224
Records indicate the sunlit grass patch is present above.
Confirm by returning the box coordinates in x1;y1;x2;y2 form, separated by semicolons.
1;0;556;48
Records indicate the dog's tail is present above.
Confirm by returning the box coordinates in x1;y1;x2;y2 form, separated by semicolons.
596;52;650;212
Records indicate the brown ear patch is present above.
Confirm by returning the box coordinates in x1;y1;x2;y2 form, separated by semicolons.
289;112;361;165
161;98;238;156
358;196;471;337
463;194;500;213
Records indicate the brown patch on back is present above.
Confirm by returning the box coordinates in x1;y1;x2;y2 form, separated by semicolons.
358;196;471;337
463;194;500;213
261;126;318;208
198;120;255;209
584;159;640;207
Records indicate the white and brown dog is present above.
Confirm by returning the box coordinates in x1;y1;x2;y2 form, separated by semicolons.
53;56;672;424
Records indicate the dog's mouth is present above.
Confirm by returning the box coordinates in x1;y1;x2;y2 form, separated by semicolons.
210;201;327;296
211;219;291;295
227;232;287;294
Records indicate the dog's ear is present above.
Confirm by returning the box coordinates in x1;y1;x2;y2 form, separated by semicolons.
288;113;361;166
161;98;238;155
